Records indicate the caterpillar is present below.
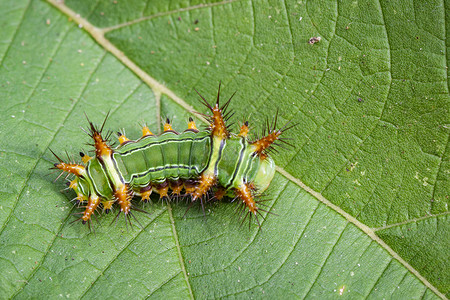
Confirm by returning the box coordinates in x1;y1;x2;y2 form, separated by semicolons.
52;85;291;229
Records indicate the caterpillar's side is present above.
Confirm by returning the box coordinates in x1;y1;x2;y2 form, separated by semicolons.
52;85;291;229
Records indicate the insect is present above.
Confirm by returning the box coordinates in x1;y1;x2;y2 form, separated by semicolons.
51;85;291;229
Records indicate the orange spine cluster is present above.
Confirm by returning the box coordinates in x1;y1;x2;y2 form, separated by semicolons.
82;195;100;224
235;184;257;214
115;185;131;215
55;163;85;177
210;105;228;139
93;131;112;157
192;173;216;201
252;131;282;156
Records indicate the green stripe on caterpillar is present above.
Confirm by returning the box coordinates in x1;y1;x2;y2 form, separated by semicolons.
51;85;292;229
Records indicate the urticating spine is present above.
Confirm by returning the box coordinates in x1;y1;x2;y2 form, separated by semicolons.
52;85;288;228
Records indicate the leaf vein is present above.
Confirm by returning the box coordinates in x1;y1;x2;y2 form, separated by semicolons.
0;0;30;65
102;0;239;33
191;179;289;278
0;16;74;237
8;50;108;298
78;207;168;299
303;222;350;298
221;195;320;297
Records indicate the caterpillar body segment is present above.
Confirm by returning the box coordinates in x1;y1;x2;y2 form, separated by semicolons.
53;86;287;228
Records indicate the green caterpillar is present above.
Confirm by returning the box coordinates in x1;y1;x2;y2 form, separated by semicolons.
52;86;289;228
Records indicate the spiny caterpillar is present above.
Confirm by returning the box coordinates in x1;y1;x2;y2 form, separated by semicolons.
52;85;291;229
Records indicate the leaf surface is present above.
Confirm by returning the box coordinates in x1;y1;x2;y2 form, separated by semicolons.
0;0;448;298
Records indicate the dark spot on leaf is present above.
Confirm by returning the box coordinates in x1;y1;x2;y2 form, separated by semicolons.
308;37;321;44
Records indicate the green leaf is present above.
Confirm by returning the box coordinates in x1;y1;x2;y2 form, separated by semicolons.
0;0;448;298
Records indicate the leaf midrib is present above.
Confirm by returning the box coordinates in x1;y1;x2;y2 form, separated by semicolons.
167;204;194;299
